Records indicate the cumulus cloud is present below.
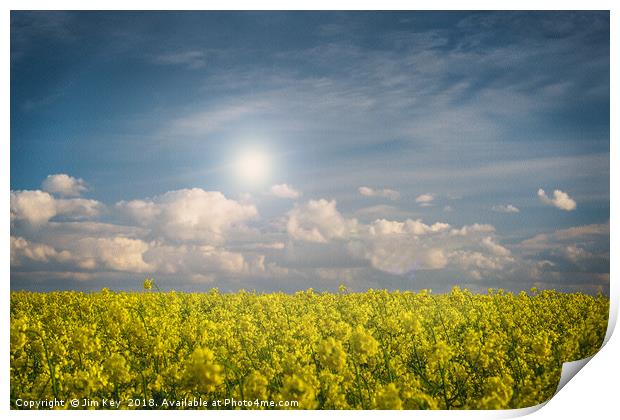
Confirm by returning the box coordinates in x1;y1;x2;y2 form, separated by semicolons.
116;188;258;244
348;218;515;278
269;184;301;199
11;236;72;266
537;188;576;211
9;174;608;293
415;193;435;206
368;219;450;236
75;237;152;272
287;199;357;243
449;250;514;280
10;190;57;226
349;219;451;274
492;204;520;213
358;186;400;201
282;198;516;280
450;223;495;236
55;198;104;220
143;243;282;277
11;178;292;284
10;190;103;226
350;239;448;274
481;236;512;257
41;174;88;197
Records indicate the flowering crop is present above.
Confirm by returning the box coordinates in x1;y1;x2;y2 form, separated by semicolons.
10;287;608;409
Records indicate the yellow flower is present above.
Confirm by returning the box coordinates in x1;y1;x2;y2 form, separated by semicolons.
375;383;402;410
103;353;131;384
143;278;153;290
244;371;268;400
317;337;347;372
279;374;317;409
349;326;379;364
183;347;223;393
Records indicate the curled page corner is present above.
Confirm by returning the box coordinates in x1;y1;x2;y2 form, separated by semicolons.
555;355;595;395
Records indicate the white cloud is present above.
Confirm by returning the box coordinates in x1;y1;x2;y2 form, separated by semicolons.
348;217;510;276
368;218;450;236
564;245;592;262
537;188;576;211
143;243;288;279
358;186;400;200
450;223;495;236
415;193;435;206
10;190;57;226
269;184;301;199
56;198;104;220
116;188;258;244
482;236;512;257
75;237;152;273
450;250;513;275
11;190;104;226
492;204;520;213
350;239;448;274
42;174;88;197
10;236;72;266
287;199;357;243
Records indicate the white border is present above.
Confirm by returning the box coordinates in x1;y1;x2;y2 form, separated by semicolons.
2;1;617;419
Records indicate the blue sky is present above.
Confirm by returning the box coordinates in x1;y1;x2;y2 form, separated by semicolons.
10;11;609;293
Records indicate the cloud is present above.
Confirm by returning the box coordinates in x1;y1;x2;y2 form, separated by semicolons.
350;239;448;274
42;174;88;197
358;186;400;200
11;190;104;226
75;237;152;272
143;243;281;277
166;99;269;137
348;218;515;277
55;198;105;220
449;250;514;279
415;193;435;207
537;188;577;211
519;222;609;252
116;188;258;244
269;184;301;199
368;219;450;236
11;236;72;266
492;204;520;213
287;199;357;243
10;173;608;293
10;190;57;226
282;198;523;283
516;222;609;281
355;204;408;219
481;236;512;257
152;50;207;69
349;219;452;274
450;223;495;236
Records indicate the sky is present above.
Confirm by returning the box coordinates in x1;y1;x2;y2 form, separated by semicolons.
10;11;609;293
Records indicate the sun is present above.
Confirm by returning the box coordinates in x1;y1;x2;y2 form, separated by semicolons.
234;149;270;185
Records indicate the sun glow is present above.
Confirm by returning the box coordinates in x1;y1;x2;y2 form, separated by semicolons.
235;149;270;185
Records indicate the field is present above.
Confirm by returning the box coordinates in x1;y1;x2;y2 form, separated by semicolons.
10;287;608;410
